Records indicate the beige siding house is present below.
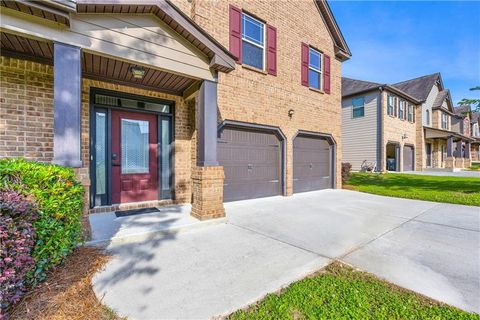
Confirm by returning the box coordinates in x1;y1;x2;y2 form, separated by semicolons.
342;73;475;172
341;78;419;172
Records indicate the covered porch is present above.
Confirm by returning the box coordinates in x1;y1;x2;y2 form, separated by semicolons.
0;1;236;234
424;127;474;171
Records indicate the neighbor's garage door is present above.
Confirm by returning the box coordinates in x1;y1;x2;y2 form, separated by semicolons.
218;127;282;201
293;135;332;193
403;145;414;171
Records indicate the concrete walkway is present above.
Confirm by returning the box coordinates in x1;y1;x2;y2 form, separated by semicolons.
92;190;480;319
401;170;480;177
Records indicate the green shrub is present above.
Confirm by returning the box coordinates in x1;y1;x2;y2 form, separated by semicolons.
0;158;84;285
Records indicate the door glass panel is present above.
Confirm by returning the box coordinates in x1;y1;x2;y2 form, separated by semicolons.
95;112;107;201
121;119;149;174
161;118;171;191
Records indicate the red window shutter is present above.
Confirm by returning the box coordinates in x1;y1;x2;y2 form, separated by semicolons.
229;5;242;63
323;54;331;94
301;42;309;86
266;25;277;76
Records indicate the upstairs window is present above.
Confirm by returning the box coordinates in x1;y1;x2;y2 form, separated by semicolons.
441;113;448;129
241;13;265;70
352;97;365;118
398;100;405;119
387;95;394;116
408;104;414;122
426;109;430;125
308;48;322;90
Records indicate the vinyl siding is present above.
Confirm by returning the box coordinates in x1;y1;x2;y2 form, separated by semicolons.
422;84;438;127
0;8;214;80
342;91;379;171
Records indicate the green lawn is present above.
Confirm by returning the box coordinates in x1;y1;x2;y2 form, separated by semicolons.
466;162;480;171
229;263;477;320
345;173;480;206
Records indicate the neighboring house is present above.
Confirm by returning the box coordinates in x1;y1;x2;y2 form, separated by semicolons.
456;107;480;162
342;78;421;172
342;73;474;172
0;0;350;227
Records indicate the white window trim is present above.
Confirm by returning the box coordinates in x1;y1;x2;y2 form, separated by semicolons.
399;100;405;119
308;47;323;90
241;13;266;70
352;97;365;118
408;104;414;122
387;95;394;116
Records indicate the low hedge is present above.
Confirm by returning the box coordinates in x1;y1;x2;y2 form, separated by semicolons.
0;191;38;311
0;158;84;285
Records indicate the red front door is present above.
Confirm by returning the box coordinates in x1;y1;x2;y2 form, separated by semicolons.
111;110;158;204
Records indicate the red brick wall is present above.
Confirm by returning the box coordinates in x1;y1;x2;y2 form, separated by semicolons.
0;56;54;161
173;0;344;190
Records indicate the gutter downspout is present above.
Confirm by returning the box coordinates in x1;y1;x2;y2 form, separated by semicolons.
377;86;385;172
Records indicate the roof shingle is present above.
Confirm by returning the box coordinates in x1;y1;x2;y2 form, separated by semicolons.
392;73;440;102
342;77;382;97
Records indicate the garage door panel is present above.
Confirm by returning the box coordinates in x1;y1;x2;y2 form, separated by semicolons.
293;135;332;193
403;145;414;171
219;127;282;202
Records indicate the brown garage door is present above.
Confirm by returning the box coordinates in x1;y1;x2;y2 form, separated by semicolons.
293;135;331;193
218;127;282;201
403;145;414;171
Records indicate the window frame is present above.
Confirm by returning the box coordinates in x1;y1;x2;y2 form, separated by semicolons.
398;100;405;120
352;96;365;119
387;95;394;116
426;109;430;125
308;47;323;90
241;12;266;70
441;112;448;129
407;103;414;122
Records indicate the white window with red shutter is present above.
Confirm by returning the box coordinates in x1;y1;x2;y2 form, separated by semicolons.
229;6;277;75
301;43;331;93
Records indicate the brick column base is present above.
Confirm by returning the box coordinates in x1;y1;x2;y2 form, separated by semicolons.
464;158;471;168
455;157;465;169
445;157;455;170
191;166;225;220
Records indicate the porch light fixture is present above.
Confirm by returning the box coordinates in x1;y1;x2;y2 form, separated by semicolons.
288;109;295;118
401;133;408;140
130;66;146;79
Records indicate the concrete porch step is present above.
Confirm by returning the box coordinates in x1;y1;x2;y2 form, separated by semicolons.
86;204;227;247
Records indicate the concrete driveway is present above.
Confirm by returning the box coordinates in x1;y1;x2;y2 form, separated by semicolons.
93;190;480;319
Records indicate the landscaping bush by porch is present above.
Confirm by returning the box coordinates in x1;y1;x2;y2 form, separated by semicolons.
0;191;38;311
0;159;84;285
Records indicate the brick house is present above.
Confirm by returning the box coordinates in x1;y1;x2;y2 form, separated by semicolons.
0;0;350;229
341;73;474;172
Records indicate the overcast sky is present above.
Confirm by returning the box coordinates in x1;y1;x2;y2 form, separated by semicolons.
329;0;480;104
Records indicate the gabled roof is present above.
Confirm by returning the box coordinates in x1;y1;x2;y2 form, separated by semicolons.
315;0;351;61
392;73;441;102
342;77;420;103
454;105;471;116
342;78;382;97
78;0;238;72
472;112;480;124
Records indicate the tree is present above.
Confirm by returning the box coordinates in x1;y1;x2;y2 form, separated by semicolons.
458;86;480;112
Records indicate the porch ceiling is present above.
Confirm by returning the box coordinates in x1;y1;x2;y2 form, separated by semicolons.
0;0;72;26
1;32;196;96
424;126;474;142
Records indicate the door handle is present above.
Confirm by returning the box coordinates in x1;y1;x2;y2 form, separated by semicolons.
112;153;120;166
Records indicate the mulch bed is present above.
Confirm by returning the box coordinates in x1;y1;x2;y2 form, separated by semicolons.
7;247;122;320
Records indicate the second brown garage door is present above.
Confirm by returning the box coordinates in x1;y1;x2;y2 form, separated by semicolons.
293;135;332;193
403;145;414;171
218;127;282;202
